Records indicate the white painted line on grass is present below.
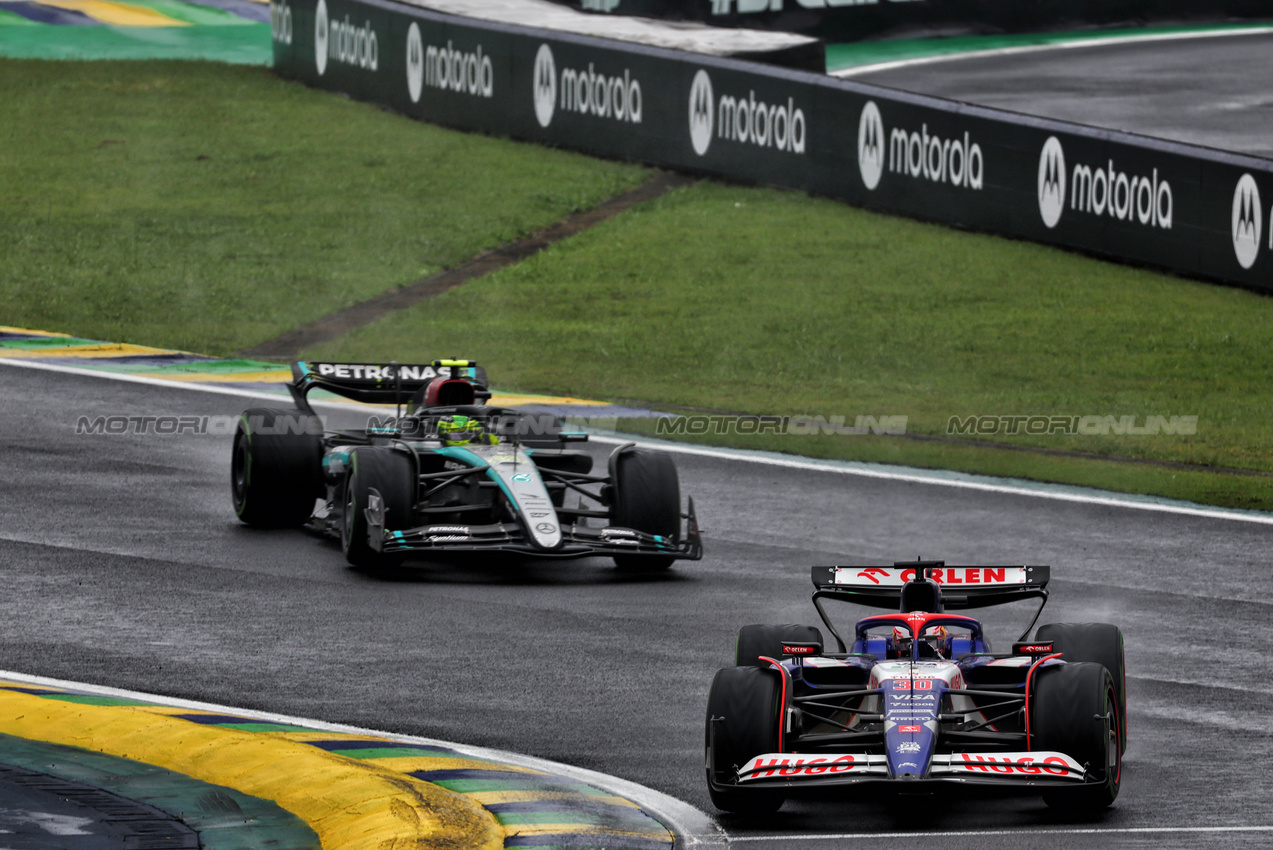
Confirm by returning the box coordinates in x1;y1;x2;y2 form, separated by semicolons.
6;355;1272;526
730;826;1273;841
831;26;1273;77
0;669;726;850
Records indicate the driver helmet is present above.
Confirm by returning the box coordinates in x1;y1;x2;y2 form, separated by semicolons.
921;625;949;657
437;414;482;446
891;626;912;657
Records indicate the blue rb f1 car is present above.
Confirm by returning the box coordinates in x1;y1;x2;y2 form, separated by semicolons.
706;562;1125;813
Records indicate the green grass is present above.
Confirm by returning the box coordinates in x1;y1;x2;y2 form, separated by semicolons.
307;181;1273;510
5;59;1272;510
0;60;650;353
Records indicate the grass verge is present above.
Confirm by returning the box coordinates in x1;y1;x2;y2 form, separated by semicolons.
0;59;650;354
305;181;1273;510
6;59;1270;509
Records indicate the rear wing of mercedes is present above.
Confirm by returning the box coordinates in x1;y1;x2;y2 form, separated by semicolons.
288;360;490;410
810;561;1050;610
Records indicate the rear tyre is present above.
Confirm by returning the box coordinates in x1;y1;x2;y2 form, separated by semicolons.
231;408;322;528
610;449;680;571
1031;662;1121;812
704;666;785;814
341;448;413;570
735;624;824;668
1036;622;1127;753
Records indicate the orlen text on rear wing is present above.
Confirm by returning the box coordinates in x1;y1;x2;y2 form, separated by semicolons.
809;561;1051;652
810;562;1050;610
288;360;490;411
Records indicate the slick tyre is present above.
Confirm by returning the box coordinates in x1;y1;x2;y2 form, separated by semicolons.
341;447;413;571
231;408;322;528
704;666;785;814
1031;661;1121;812
610;448;680;571
735;624;824;668
1036;622;1127;753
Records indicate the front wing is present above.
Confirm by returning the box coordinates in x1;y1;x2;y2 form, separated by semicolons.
365;497;703;560
708;744;1096;795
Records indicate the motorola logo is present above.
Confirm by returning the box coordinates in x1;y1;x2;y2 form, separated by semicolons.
1232;174;1263;270
314;0;329;75
1037;135;1172;231
1038;136;1066;229
689;69;714;156
533;43;556;128
406;22;423;103
687;69;805;157
270;0;292;45
857;100;883;190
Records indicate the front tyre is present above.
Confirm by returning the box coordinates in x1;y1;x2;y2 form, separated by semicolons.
610;448;680;572
231;408;322;528
704;666;785;814
1036;622;1127;753
1031;661;1121;812
342;448;413;570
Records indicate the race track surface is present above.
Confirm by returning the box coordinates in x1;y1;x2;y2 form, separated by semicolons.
846;31;1273;159
0;366;1269;849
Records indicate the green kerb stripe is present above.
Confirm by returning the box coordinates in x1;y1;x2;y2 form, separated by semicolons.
0;10;39;26
43;694;152;706
0;25;272;63
434;779;611;795
210;722;319;733
0;337;102;349
329;747;496;761
494;811;664;827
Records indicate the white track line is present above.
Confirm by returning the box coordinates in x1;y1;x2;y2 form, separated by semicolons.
731;826;1273;841
586;433;1273;526
5;356;1273;525
0;357;304;404
0;669;726;849
831;26;1273;77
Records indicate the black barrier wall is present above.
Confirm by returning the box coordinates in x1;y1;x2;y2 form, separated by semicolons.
550;0;1273;42
271;0;1273;291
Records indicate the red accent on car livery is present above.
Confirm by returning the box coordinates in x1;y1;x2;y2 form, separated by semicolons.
952;753;1078;776
758;656;788;753
739;754;865;780
858;612;980;635
1024;652;1064;750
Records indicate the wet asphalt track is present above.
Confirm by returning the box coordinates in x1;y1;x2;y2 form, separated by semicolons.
0;366;1270;849
846;30;1273;159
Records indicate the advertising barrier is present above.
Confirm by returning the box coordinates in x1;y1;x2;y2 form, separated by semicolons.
546;0;1273;42
272;0;1273;291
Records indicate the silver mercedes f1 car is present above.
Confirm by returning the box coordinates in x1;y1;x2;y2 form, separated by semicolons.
231;359;701;570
